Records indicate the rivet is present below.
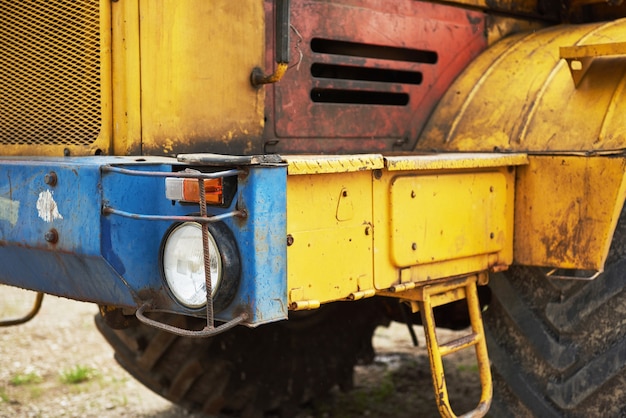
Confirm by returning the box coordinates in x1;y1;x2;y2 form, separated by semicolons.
45;229;58;244
411;243;417;251
286;234;294;246
44;172;57;186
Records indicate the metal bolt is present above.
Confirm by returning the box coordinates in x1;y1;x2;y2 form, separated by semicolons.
373;169;383;180
411;190;416;198
45;229;58;244
490;232;495;239
489;186;494;193
44;171;57;186
411;243;417;251
286;234;294;246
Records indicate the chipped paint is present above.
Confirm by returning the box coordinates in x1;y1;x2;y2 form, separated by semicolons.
36;190;63;223
0;196;19;226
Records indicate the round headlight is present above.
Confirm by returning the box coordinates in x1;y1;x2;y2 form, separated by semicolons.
162;222;222;309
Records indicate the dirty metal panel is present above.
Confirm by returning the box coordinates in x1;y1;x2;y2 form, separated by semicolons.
385;153;528;171
216;165;288;325
390;172;507;268
0;157;288;326
266;0;487;153
139;0;265;156
417;21;626;153
287;170;373;305
0;158;102;254
515;155;626;271
0;157;133;305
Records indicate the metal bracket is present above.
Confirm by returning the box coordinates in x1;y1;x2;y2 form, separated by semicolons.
560;42;626;87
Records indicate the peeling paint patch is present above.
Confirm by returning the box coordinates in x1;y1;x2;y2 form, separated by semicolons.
36;190;63;223
0;196;19;226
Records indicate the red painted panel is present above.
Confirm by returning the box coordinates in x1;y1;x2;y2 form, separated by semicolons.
264;0;487;153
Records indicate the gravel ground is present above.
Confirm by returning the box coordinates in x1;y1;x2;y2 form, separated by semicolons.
0;286;482;417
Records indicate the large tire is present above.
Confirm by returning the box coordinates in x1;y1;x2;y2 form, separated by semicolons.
484;208;626;417
95;298;388;417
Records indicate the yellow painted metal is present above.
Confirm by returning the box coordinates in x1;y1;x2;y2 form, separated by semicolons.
385;153;528;171
285;154;384;175
286;153;522;308
416;19;626;153
515;155;626;271
287;170;375;308
373;156;520;292
390;274;492;418
138;0;265;156
486;16;548;46
389;172;507;267
111;0;142;155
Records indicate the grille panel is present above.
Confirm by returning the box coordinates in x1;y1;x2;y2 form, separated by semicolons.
267;0;488;153
0;0;102;146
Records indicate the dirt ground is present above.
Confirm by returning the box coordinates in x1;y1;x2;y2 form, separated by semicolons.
0;286;482;417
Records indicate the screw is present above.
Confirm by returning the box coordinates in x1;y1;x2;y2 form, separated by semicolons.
45;229;58;244
44;172;57;186
286;234;294;246
411;243;417;251
490;232;495;239
411;190;416;198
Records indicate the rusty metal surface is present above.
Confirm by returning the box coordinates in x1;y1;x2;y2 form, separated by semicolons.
264;0;487;154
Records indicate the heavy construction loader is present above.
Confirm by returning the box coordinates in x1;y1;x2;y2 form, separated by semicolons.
2;0;626;416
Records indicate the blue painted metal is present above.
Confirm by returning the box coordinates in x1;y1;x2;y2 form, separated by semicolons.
216;165;288;325
0;156;288;326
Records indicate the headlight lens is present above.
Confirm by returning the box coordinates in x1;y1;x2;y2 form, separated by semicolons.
162;222;222;309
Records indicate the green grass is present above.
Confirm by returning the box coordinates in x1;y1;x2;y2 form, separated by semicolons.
0;388;9;403
456;363;479;373
9;371;42;386
59;365;98;384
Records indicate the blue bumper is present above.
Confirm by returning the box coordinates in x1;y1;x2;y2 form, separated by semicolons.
0;156;288;326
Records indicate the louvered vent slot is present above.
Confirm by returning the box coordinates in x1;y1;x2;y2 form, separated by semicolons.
309;38;437;107
0;0;102;146
311;38;438;63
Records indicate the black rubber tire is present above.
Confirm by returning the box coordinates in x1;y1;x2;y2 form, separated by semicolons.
484;207;626;417
95;298;389;417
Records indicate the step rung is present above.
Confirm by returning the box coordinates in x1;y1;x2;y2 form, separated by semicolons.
439;332;480;357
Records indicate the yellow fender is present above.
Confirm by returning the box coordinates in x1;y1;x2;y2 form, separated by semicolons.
417;19;626;273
